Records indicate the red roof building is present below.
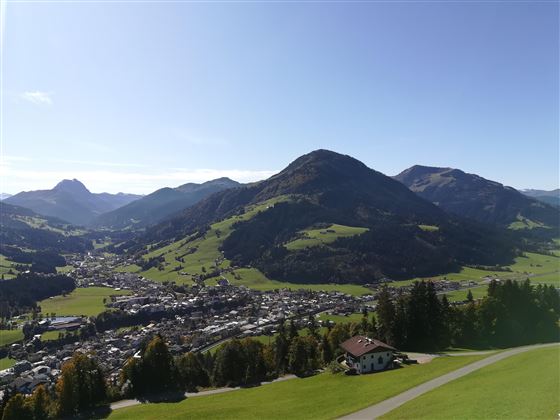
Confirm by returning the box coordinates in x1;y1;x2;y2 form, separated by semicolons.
340;336;396;374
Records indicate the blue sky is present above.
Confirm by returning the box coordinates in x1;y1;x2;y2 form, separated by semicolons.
2;1;558;194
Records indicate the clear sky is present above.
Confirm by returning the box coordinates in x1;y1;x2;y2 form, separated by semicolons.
1;0;558;194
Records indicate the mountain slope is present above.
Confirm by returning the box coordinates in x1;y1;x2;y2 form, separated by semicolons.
93;177;241;229
394;166;559;230
124;150;516;284
522;189;560;207
0;202;91;274
5;179;142;225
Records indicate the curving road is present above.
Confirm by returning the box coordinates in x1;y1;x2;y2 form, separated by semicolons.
339;342;559;420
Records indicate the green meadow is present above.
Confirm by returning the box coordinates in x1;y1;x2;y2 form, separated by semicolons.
0;329;23;346
38;287;131;317
109;355;486;420
382;346;560;420
0;357;16;370
217;268;372;296
284;224;368;251
0;254;22;280
444;286;488;302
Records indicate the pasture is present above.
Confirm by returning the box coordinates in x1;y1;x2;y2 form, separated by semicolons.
382;346;560;419
218;268;372;296
38;287;131;317
108;355;486;419
284;224;369;251
0;357;16;370
0;329;23;346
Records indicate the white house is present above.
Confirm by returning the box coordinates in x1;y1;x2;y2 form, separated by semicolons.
340;335;396;374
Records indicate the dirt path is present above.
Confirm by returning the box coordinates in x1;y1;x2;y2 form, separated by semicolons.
110;374;297;411
339;342;559;419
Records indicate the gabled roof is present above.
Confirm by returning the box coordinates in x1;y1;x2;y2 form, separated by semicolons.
340;335;396;357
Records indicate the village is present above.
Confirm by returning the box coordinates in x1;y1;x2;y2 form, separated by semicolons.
0;252;378;396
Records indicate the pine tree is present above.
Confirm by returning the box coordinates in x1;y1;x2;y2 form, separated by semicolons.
376;285;395;344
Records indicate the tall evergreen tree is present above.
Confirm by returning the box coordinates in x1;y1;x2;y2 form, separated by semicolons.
376;285;395;344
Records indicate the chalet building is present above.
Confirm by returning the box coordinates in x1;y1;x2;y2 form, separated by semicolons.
340;335;396;374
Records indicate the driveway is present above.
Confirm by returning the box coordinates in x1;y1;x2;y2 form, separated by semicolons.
339;342;559;419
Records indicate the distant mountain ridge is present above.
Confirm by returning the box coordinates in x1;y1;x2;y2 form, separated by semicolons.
522;189;560;207
93;177;241;229
126;150;516;284
5;179;142;226
394;165;559;230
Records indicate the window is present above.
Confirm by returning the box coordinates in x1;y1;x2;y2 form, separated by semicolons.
378;356;383;364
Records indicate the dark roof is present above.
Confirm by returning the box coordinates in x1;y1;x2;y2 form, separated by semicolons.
340;335;397;357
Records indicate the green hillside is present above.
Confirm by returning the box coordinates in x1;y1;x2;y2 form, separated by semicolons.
382;346;559;419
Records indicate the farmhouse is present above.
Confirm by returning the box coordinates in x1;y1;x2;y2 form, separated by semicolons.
340;335;396;374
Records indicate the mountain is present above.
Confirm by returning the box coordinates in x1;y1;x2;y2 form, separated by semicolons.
522;189;560;207
93;177;241;229
0;193;12;200
125;150;516;284
394;166;560;231
5;179;142;225
0;202;91;274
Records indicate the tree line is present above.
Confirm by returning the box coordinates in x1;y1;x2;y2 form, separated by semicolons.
0;273;76;318
375;279;559;351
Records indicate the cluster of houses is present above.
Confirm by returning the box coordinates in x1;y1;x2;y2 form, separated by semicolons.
0;253;374;396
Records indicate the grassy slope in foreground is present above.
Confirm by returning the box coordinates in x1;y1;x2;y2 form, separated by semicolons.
284;224;368;251
382;346;560;420
39;287;131;317
109;355;486;420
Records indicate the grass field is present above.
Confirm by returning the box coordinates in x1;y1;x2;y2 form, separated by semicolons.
507;252;559;275
115;264;141;273
38;287;131;317
382;346;560;420
218;268;372;296
444;285;488;302
0;329;23;346
0;357;16;370
508;215;547;230
41;330;65;341
284;224;368;251
418;224;439;232
317;312;366;324
0;254;21;280
56;265;74;274
109;355;487;420
391;251;559;288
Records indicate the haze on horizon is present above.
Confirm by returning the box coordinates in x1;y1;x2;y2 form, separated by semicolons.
1;1;558;195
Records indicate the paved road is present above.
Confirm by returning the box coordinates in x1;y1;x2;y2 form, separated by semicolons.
110;374;297;411
340;342;559;420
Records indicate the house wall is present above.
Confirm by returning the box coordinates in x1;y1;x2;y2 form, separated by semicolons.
347;350;393;373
